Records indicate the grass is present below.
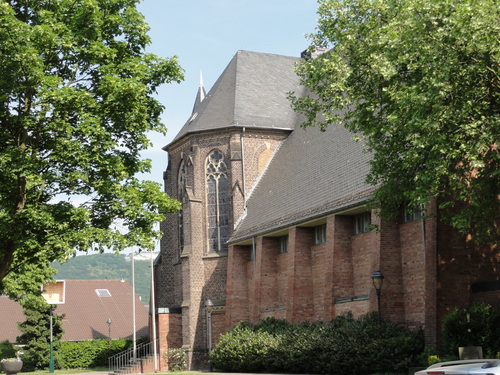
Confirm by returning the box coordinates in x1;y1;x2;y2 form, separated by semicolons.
17;370;204;375
18;369;108;375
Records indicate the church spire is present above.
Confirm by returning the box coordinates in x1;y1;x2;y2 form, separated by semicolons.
192;71;206;114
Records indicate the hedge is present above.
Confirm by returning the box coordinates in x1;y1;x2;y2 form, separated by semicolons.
210;313;424;375
56;339;132;369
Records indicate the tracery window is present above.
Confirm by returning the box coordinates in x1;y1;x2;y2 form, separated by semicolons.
177;160;187;254
206;150;229;253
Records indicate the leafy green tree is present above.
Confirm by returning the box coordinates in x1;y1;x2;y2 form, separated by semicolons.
0;0;183;293
291;0;499;243
17;303;64;371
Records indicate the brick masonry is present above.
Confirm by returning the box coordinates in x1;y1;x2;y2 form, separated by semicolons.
154;128;499;370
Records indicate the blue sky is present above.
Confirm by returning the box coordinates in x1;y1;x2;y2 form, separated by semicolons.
135;0;319;185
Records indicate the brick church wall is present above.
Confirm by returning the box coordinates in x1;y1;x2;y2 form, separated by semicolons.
157;120;499;370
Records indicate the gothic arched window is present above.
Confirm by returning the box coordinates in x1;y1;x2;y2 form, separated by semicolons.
177;160;187;254
206;150;229;253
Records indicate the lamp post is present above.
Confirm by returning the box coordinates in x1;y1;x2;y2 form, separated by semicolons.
205;299;214;372
49;305;54;373
371;270;384;324
106;318;112;356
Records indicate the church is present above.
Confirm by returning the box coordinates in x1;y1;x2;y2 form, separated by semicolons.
152;50;499;370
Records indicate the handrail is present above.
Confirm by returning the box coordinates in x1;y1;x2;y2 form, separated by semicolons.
108;340;158;374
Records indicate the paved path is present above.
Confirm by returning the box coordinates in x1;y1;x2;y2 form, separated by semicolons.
68;372;303;375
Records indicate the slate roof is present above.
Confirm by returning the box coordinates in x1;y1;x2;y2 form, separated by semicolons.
231;123;375;243
0;279;148;343
168;50;375;244
170;50;305;145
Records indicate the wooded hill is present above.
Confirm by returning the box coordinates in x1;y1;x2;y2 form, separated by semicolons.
52;253;153;305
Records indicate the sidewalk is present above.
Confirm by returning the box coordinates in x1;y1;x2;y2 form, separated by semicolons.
68;373;300;375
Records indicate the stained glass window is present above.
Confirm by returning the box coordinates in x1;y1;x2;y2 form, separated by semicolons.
206;150;229;253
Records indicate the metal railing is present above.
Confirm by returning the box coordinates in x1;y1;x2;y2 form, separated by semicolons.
108;340;158;374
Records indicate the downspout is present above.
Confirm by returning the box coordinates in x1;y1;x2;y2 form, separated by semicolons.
241;127;247;207
421;204;426;262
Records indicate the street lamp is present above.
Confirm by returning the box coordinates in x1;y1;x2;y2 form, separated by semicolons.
205;299;214;372
371;270;384;324
106;318;112;356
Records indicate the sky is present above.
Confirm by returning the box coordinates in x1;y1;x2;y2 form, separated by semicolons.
135;0;320;186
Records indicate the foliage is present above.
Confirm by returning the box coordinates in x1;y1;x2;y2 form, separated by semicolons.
209;322;281;373
57;338;132;369
16;304;64;371
441;303;500;358
0;340;17;360
0;0;183;294
414;346;440;367
1;357;22;362
163;348;187;372
291;0;500;244
52;253;153;304
210;313;424;374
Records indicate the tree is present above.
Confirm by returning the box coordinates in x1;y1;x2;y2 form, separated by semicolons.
291;0;499;243
17;303;64;371
0;0;183;293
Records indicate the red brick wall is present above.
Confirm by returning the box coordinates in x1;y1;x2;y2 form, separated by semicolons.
159;123;499;368
287;227;314;323
260;237;280;312
157;313;182;371
210;311;226;348
226;244;251;327
435;210;500;347
312;224;331;321
399;218;426;330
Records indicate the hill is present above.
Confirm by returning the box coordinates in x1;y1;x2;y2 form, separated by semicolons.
51;253;155;305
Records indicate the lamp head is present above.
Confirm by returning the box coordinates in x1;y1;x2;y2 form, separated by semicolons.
371;270;384;291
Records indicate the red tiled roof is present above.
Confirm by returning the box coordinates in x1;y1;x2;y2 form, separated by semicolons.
0;279;149;343
0;296;23;342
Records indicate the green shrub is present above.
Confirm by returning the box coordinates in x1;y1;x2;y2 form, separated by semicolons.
56;338;132;369
209;313;424;374
0;340;17;360
163;348;187;371
209;322;281;372
441;303;500;358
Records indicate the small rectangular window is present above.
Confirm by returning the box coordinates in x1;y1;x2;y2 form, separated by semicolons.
355;212;371;234
280;235;288;253
96;289;111;297
314;225;326;244
403;205;423;223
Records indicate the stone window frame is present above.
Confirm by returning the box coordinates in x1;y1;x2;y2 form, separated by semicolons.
206;149;230;253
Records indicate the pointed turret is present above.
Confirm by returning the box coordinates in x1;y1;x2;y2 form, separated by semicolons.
192;71;206;114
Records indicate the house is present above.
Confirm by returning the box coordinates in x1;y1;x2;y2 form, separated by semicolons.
152;50;499;370
0;279;148;342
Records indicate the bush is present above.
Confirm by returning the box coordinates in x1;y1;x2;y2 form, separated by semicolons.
0;340;17;360
441;303;500;358
210;313;424;374
56;338;132;369
210;322;281;372
163;348;187;371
